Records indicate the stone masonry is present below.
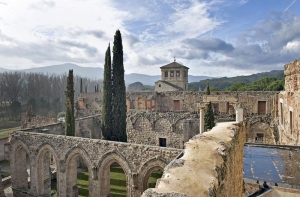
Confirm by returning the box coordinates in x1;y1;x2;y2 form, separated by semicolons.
142;121;247;197
6;131;181;197
127;112;199;149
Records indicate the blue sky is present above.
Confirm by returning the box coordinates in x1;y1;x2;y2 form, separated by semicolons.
0;0;299;77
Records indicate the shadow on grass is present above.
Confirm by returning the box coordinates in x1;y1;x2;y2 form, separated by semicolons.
78;188;89;196
110;179;126;186
109;193;126;197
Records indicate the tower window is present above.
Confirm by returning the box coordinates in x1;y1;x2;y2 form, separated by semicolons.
165;71;168;77
176;71;180;77
170;71;174;77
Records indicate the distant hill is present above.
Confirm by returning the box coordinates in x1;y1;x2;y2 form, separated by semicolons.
189;70;284;91
0;67;10;72
0;63;213;86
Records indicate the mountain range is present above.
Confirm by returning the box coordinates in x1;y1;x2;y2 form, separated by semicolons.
0;63;213;85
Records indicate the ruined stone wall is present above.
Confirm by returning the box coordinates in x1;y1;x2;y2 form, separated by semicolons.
20;122;64;135
142;122;247;197
245;116;278;144
7;131;181;197
126;91;278;116
75;115;101;139
278;58;300;145
127;112;199;149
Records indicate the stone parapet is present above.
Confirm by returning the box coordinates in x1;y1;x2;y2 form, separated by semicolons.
142;122;247;197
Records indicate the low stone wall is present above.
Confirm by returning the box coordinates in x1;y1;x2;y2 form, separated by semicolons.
20;122;64;135
142;121;247;197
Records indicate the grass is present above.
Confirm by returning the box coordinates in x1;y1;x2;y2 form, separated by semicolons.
0;120;20;130
49;166;162;197
0;121;21;139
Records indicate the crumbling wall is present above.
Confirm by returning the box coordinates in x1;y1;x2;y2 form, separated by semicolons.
75;115;101;139
142;122;247;197
278;58;300;145
127;112;199;149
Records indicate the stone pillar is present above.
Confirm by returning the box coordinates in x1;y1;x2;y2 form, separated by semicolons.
199;107;205;134
235;108;243;122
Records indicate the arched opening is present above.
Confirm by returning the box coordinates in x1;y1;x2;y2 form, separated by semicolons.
143;167;163;191
99;154;130;197
14;145;31;191
138;159;166;192
37;146;58;196
110;162;127;196
66;151;91;197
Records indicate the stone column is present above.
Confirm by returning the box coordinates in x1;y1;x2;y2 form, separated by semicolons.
199;107;205;134
235;108;243;122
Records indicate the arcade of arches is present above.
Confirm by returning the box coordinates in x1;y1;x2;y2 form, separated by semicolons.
7;131;181;197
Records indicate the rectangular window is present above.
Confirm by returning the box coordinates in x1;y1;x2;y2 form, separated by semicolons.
258;101;266;114
184;71;187;77
176;71;180;77
255;133;264;143
170;71;174;77
165;71;168;77
159;138;166;147
173;100;180;111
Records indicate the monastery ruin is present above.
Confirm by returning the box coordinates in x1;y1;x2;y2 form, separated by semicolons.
4;58;300;196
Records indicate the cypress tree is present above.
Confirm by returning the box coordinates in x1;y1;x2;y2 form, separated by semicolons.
111;30;127;142
205;82;210;95
65;69;75;136
204;101;215;131
102;44;112;140
80;78;83;93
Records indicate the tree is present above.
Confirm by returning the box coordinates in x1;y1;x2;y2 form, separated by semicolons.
205;82;210;95
9;100;21;121
111;30;127;142
101;44;113;140
80;78;83;93
65;70;75;136
204;102;215;131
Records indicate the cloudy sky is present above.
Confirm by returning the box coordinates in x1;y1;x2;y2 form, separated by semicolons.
0;0;300;77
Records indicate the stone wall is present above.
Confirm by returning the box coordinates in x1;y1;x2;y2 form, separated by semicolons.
142;121;247;197
278;58;300;145
20;122;64;135
75;115;101;139
125;91;278;116
127;112;199;149
7;131;181;197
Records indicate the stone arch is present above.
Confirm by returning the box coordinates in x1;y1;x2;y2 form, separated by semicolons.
138;157;167;192
174;118;185;134
11;140;31;190
36;143;60;196
98;151;132;197
249;122;275;144
133;116;151;132
65;147;93;196
154;118;171;133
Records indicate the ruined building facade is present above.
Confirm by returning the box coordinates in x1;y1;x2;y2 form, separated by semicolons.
278;58;300;145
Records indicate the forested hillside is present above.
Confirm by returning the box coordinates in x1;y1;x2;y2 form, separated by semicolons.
189;70;284;91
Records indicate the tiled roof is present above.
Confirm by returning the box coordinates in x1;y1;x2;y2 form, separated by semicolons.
160;61;189;69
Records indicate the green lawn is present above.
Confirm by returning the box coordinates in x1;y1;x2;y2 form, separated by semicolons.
76;166;162;197
0;122;21;139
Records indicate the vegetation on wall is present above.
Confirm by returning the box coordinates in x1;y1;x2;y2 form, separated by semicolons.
101;44;113;140
111;30;127;142
65;70;75;136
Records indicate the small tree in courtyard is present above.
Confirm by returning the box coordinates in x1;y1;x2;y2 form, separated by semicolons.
205;82;210;95
204;102;215;131
65;69;75;136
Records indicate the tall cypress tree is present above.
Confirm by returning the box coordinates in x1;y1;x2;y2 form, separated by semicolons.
80;78;83;93
111;30;127;142
101;44;112;140
205;82;210;95
204;101;215;131
65;69;75;136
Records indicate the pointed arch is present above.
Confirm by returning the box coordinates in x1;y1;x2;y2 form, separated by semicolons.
98;150;133;197
65;147;93;196
36;143;60;196
138;157;167;192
